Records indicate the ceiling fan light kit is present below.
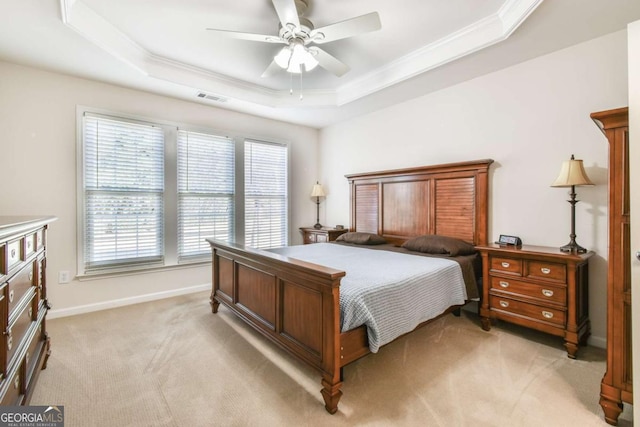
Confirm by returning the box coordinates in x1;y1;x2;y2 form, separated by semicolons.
274;39;319;73
206;0;381;78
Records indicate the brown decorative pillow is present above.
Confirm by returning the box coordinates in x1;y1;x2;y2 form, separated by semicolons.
335;232;387;245
401;235;476;256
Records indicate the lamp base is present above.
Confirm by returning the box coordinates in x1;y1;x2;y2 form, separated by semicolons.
559;241;587;254
313;223;323;230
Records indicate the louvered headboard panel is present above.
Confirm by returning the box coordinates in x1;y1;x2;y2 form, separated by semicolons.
346;159;493;246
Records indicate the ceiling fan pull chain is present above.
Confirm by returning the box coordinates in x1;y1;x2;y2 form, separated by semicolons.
300;70;303;101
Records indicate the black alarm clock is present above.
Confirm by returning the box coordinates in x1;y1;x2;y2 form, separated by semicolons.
496;234;522;247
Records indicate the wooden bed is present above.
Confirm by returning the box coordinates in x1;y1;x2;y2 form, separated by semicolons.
207;159;493;414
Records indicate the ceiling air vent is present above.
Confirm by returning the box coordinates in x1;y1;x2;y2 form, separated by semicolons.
196;92;227;103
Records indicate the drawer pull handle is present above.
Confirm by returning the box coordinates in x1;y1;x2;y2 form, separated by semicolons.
10;248;16;259
542;311;554;319
499;301;509;308
9;290;14;303
14;375;19;390
499;281;509;288
501;262;510;268
542;289;554;297
28;271;33;281
7;333;12;351
27;240;32;249
541;267;551;274
28;307;33;318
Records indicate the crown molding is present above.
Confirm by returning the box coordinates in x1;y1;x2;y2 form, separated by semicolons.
59;0;542;109
337;0;543;105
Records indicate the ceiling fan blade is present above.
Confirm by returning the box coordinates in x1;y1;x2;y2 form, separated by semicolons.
311;12;381;44
272;0;300;30
206;28;285;44
261;60;283;78
310;47;350;77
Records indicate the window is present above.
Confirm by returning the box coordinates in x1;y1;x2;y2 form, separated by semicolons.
78;109;289;276
177;130;235;259
82;114;165;271
245;140;288;249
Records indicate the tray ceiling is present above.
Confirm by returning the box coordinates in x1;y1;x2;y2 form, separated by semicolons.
1;0;639;127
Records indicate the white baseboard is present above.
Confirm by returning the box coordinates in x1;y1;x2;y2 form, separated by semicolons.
47;283;211;319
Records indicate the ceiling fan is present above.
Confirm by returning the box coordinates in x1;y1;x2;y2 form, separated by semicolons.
206;0;381;78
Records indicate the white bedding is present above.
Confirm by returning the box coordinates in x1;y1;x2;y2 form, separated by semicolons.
268;243;467;353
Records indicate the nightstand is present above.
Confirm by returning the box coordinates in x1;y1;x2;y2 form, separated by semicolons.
476;244;593;358
299;227;348;244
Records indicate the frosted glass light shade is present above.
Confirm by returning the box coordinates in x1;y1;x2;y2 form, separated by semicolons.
274;41;318;74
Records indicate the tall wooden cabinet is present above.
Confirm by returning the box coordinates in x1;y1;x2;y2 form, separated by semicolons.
591;107;631;425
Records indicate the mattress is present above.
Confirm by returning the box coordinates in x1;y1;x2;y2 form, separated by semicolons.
268;243;468;352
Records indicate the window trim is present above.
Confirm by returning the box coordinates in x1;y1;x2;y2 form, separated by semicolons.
76;106;291;278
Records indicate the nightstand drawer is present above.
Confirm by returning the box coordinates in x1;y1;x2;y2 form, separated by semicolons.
490;256;522;276
316;234;328;243
300;227;347;245
303;233;317;244
526;260;566;283
489;295;566;327
489;276;566;305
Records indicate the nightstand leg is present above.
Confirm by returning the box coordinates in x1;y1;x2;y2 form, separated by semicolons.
480;316;491;331
564;340;578;359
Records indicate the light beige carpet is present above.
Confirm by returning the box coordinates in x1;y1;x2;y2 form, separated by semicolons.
30;292;633;427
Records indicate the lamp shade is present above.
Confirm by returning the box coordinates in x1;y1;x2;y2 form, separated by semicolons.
310;183;326;197
551;155;594;187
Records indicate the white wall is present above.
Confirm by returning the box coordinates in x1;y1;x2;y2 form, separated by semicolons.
627;19;640;425
318;30;630;346
0;61;319;316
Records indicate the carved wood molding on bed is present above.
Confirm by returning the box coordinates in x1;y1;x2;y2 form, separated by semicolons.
207;159;493;414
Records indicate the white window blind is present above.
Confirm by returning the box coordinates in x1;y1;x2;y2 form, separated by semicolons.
177;130;235;259
83;114;165;271
244;139;288;249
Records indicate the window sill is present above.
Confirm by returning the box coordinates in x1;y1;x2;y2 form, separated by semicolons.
77;259;211;282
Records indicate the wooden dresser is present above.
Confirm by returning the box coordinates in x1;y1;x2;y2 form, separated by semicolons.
591;107;631;425
299;227;348;244
477;244;592;358
0;216;55;405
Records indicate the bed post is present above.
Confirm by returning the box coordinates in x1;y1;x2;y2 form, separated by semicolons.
320;280;343;413
210;248;221;313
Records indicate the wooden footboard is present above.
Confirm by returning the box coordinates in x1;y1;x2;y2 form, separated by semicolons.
208;239;347;413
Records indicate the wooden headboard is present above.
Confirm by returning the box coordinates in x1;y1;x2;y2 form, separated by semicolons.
346;159;494;246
